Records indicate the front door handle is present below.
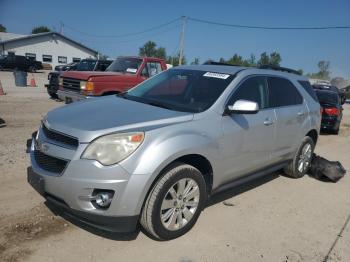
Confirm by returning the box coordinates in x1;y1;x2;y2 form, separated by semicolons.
297;111;305;116
263;119;274;126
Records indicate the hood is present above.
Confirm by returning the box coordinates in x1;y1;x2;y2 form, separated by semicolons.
61;71;135;81
46;96;193;142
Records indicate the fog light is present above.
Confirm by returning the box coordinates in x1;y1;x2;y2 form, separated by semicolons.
95;192;113;207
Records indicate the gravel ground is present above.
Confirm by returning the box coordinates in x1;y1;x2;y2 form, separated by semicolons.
0;71;349;262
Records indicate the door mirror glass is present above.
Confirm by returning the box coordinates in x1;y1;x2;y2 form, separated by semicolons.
226;99;259;114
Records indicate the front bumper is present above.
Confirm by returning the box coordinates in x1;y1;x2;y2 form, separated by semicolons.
321;115;339;130
27;132;150;233
28;167;139;232
57;90;91;103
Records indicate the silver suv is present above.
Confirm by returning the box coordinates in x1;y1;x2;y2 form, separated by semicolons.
28;64;321;240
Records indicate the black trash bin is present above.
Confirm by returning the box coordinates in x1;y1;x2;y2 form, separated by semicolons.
13;70;27;87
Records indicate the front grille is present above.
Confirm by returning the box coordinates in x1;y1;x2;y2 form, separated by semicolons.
62;78;80;91
34;150;68;174
42;124;79;148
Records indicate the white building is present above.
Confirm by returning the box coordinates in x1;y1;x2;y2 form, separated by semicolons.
0;32;98;68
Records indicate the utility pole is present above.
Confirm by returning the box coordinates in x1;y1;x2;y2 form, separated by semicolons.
60;21;64;35
179;16;187;66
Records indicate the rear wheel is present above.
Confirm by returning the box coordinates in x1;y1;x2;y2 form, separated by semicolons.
284;136;315;178
140;163;206;240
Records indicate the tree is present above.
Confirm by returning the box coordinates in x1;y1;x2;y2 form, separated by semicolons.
227;54;244;65
0;24;6;32
139;41;166;59
166;53;187;66
258;52;270;66
190;57;200;65
269;52;281;66
331;77;349;88
318;60;330;79
257;52;281;66
247;54;257;67
31;26;51;34
307;60;331;80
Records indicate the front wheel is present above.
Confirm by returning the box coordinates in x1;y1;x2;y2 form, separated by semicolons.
284;136;315;178
140;163;207;240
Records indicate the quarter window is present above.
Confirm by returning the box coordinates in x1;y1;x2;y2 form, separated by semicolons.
58;56;67;64
298;80;319;102
42;55;52;62
268;77;303;107
228;76;268;109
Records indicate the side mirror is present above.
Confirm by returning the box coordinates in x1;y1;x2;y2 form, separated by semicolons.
225;99;259;115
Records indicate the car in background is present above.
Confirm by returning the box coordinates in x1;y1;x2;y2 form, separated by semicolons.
0;54;43;72
46;59;112;99
54;62;78;72
315;89;343;134
312;84;346;105
57;56;167;103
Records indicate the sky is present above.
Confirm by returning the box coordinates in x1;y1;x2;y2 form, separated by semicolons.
1;0;349;79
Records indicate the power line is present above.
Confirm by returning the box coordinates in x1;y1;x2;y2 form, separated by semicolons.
63;17;181;38
77;24;180;45
188;17;350;30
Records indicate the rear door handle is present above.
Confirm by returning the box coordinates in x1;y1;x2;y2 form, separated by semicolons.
263;119;274;126
297;111;305;116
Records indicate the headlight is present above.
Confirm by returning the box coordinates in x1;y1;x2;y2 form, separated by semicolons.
58;77;63;86
80;80;94;91
81;132;144;165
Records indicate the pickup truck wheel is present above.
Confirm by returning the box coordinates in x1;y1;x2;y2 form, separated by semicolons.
140;163;206;240
284;136;315;178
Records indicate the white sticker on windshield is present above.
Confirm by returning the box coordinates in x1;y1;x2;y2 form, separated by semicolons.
203;72;230;79
126;68;137;73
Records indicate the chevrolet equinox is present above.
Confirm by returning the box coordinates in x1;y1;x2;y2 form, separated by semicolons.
28;64;321;240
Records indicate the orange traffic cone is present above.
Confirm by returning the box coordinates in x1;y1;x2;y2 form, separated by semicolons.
0;80;5;95
29;73;37;87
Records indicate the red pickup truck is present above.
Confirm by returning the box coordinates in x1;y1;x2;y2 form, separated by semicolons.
57;56;167;103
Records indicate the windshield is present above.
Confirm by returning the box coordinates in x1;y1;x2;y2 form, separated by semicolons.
122;69;234;113
106;57;142;74
76;60;97;71
316;91;339;105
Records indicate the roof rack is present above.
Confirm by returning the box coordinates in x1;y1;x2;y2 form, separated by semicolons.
202;61;301;75
202;61;242;67
258;64;301;75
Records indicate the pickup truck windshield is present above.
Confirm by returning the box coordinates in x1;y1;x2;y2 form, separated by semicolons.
122;69;234;113
76;60;97;71
106;58;142;74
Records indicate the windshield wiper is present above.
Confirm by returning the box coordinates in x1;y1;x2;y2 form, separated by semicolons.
146;101;172;110
116;91;128;98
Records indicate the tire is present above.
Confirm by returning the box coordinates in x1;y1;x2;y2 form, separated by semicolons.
29;66;36;73
140;163;207;240
284;136;315;178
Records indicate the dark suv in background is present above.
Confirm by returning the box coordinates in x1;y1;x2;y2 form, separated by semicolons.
46;59;112;99
315;89;343;134
0;54;43;72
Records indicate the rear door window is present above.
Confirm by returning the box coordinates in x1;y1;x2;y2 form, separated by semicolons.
268;77;303;107
228;76;268;109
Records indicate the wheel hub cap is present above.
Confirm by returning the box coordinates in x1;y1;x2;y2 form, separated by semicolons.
298;143;312;173
160;178;200;231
